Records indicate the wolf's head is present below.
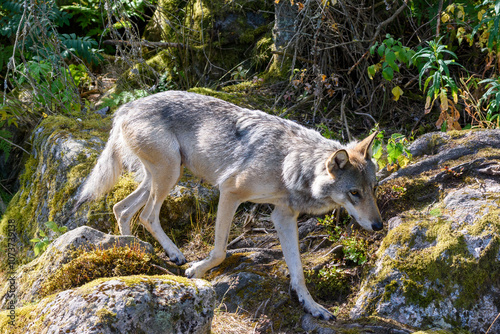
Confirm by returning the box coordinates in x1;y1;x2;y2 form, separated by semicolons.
325;132;383;231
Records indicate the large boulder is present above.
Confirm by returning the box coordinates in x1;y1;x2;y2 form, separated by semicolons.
0;114;218;270
0;275;215;334
0;226;154;309
350;129;500;333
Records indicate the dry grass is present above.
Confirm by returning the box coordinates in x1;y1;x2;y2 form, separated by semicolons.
211;310;259;334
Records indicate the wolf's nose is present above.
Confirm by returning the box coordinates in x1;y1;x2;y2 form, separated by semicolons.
372;221;383;231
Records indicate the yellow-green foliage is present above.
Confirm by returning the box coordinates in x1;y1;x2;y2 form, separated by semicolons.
40;244;167;297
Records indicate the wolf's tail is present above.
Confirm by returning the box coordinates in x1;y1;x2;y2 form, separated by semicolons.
74;119;125;211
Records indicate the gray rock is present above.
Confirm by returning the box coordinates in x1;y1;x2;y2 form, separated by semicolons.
301;314;336;333
212;271;265;313
351;130;500;333
381;129;500;184
0;226;154;309
3;275;215;334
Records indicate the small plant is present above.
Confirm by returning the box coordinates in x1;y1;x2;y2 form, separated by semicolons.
306;265;351;300
317;213;347;243
317;214;369;265
371;129;412;171
341;237;367;265
101;89;150;109
69;64;92;89
479;76;500;127
412;37;464;131
472;0;500;53
15;60;82;114
231;66;249;81
316;123;338;139
368;34;415;101
30;221;68;256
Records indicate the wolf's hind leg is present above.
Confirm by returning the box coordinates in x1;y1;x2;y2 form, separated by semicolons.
272;206;336;321
185;190;240;278
113;169;151;235
137;148;186;265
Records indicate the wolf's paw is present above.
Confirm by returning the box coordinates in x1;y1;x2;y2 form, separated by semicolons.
185;262;205;278
301;299;336;321
169;251;187;266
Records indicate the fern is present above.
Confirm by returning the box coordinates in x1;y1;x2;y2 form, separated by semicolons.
0;0;24;37
59;33;102;64
0;129;13;162
101;90;150;109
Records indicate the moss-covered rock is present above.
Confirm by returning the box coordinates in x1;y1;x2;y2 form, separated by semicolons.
351;130;500;333
0;113;218;275
0;226;154;309
0;275;215;334
139;0;274;85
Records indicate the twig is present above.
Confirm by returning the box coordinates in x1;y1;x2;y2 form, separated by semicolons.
150;263;175;275
340;95;352;141
486;312;500;334
227;233;246;248
347;0;409;74
0;135;30;155
435;0;444;38
271;51;315;64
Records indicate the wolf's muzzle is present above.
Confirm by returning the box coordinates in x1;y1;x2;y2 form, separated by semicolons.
371;221;383;231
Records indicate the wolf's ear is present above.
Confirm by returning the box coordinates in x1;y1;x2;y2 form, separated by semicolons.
326;150;349;176
356;131;378;159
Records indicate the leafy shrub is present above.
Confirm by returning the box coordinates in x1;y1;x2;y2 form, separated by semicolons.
479;76;500;127
30;221;68;256
372;130;412;171
412;37;464;131
101;89;150;109
368;34;415;101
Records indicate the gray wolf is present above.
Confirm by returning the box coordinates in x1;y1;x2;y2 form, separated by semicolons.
78;90;382;320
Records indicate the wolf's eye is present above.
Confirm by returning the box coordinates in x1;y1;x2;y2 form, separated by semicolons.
350;190;359;197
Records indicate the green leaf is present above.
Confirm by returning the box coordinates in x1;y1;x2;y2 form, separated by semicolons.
367;65;377;79
378;44;386;57
382;66;394;81
45;221;58;231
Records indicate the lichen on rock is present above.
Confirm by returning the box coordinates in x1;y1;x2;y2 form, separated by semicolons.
0;275;215;334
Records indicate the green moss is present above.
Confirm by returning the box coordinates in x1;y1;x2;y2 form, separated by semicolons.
0;274;201;334
40;244;168;297
95;308;117;325
0;114;112;274
374;208;500;309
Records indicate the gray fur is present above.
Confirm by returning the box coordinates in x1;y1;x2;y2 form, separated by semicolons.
78;90;382;320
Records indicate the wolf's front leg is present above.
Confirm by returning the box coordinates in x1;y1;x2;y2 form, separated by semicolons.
186;192;241;278
272;206;336;321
